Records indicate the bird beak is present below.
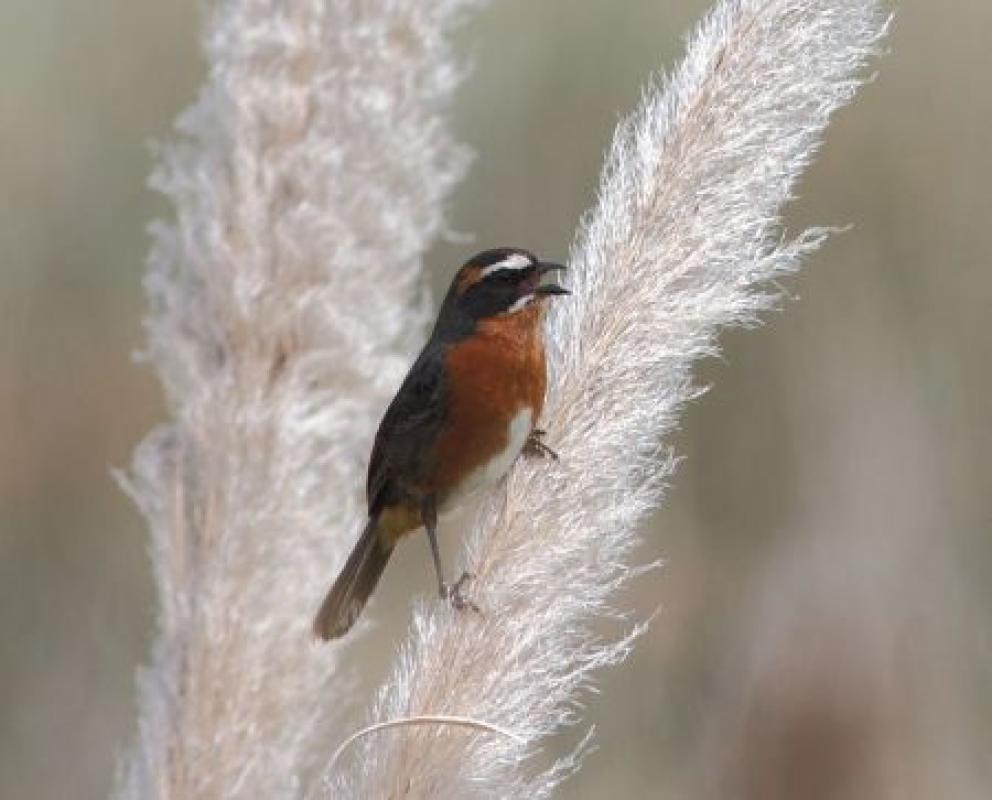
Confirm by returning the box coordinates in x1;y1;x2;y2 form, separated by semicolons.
534;261;569;296
536;261;567;276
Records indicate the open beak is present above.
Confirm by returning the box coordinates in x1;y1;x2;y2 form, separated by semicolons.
534;261;569;297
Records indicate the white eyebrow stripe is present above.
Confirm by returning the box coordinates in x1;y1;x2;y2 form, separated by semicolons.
505;293;535;315
480;252;533;278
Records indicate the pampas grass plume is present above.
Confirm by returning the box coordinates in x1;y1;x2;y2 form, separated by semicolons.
331;0;888;797
117;1;480;797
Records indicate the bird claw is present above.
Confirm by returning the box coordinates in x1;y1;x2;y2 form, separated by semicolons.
441;571;480;614
523;428;559;461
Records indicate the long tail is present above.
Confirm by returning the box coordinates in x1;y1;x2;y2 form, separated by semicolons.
312;514;393;641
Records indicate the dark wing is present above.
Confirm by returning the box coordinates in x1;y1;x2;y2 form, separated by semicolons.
366;344;448;510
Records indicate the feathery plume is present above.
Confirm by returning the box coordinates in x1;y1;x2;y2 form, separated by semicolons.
117;1;479;797
332;0;888;796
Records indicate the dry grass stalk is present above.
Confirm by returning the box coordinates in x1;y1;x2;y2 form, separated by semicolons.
117;1;480;796
330;1;888;797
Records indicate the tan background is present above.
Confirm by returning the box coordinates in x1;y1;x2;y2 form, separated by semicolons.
2;1;989;797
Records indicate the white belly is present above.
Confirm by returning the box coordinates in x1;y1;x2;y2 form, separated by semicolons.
446;408;532;506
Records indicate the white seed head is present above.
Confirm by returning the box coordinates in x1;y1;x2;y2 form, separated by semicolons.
335;0;889;797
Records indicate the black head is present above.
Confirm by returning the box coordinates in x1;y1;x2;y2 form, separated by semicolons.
434;248;568;336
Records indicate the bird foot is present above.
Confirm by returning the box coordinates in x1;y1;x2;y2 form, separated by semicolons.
441;571;480;614
523;428;559;461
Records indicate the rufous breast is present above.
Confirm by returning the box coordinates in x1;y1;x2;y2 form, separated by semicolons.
431;305;547;501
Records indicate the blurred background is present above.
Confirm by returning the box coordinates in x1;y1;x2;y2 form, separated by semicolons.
2;0;989;797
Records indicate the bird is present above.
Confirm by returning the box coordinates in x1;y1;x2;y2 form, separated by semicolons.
312;247;568;641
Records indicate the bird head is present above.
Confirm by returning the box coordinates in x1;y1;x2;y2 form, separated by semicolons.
439;248;568;328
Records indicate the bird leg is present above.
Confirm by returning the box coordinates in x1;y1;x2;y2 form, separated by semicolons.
523;427;559;461
421;495;444;597
421;496;479;614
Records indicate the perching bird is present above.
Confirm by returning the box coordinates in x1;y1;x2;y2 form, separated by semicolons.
313;247;568;640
